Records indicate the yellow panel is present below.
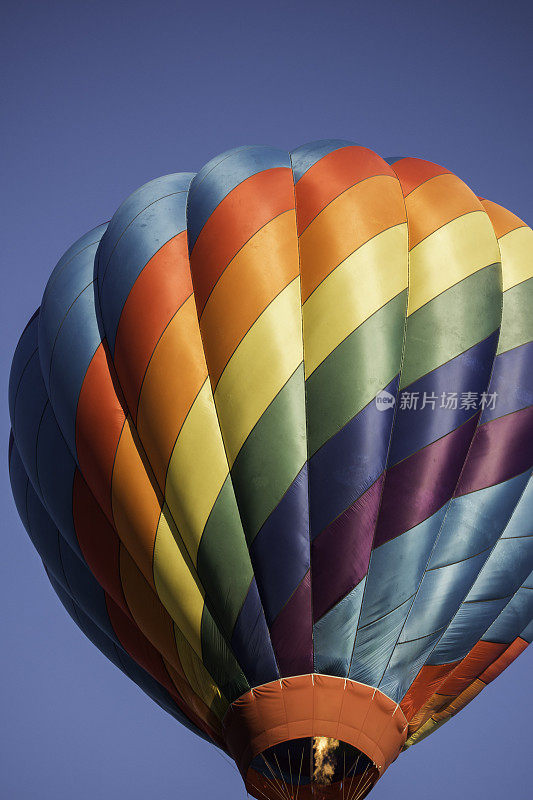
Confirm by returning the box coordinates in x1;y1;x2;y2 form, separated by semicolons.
214;278;304;465
153;505;205;658
173;623;227;715
407;210;501;315
303;223;408;376
499;226;533;291
165;379;229;561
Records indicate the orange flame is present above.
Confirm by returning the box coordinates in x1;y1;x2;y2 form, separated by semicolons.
312;737;340;785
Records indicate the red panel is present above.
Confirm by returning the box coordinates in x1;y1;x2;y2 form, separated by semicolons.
190;168;294;315
391;157;451;197
75;341;126;520
294;145;394;234
113;232;193;422
73;469;129;616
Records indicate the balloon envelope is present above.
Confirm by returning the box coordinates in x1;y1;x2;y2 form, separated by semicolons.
9;141;533;798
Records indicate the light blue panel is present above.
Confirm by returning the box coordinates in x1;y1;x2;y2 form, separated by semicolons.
39;227;105;390
313;580;365;677
482;583;533;644
42;224;107;310
468;538;533;602
520;617;533;643
428;473;530;570
187;146;290;250
401;550;493;641
97;177;193;352
429;597;510;664
11;349;49;489
349;594;414;686
290;139;356;182
8;311;39;423
96;173;192;278
428;475;533;664
47;282;102;457
379;630;443;703
499;473;532;538
36;403;80;557
357;507;446;628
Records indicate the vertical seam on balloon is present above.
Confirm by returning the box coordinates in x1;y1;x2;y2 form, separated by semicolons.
184;177;282;683
346;157;411;679
376;210;506;697
290;147;314;674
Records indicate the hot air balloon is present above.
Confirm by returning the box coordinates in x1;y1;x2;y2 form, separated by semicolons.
9;141;533;799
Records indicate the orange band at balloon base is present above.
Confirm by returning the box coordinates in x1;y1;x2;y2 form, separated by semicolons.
223;674;408;800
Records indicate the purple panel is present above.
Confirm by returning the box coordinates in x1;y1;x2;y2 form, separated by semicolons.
373;413;480;549
311;475;384;622
269;570;313;677
456;406;533;496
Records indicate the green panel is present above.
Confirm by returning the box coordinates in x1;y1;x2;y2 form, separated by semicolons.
305;291;407;456
401;263;502;389
200;606;249;704
197;474;253;638
497;277;533;355
230;364;307;544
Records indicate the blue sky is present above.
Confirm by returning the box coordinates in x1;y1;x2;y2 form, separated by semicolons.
1;1;531;798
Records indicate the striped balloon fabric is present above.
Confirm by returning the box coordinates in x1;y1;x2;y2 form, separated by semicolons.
9;141;532;800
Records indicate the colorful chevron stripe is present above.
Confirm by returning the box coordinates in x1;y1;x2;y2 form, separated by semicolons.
9;142;533;777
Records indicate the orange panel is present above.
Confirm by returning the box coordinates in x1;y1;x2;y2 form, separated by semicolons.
437;640;507;696
400;662;457;721
113;232;193;422
481;199;527;239
405;173;482;249
298;175;405;302
136;297;207;487
111;418;162;588
190;168;295;315
199;210;299;387
294;145;395;234
480;637;529;683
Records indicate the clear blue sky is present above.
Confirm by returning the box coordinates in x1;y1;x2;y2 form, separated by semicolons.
1;2;531;798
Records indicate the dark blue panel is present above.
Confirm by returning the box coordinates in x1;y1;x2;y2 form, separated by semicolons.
250;464;310;624
309;376;398;538
36;403;79;556
231;577;279;686
11;349;49;488
47;283;101;456
8;312;39;423
8;438;30;531
388;331;499;466
39;228;105;390
481;341;533;423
